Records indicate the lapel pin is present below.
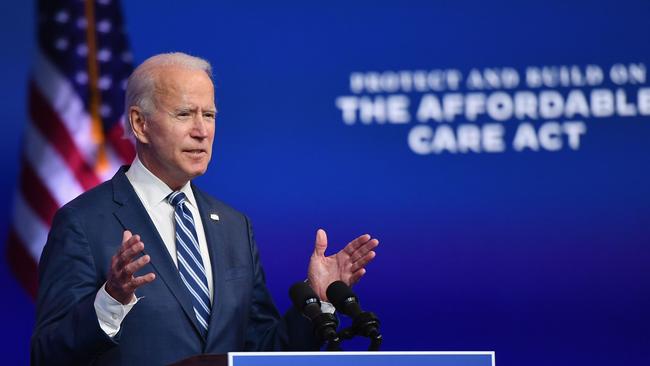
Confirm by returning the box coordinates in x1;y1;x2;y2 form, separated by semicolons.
210;213;220;221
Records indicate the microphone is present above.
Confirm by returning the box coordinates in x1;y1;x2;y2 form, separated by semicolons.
326;280;382;349
289;282;340;348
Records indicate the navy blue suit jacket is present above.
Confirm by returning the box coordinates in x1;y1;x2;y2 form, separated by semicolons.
31;167;318;365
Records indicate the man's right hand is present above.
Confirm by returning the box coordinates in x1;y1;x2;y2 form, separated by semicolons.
105;230;156;304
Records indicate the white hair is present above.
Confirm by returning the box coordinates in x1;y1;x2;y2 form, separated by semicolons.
123;52;213;136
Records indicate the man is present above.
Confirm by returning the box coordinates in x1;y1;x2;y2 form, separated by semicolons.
31;53;378;365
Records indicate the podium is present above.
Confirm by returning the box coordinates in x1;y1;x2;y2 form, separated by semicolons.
170;351;495;366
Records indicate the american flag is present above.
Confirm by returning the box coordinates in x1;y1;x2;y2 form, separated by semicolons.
6;0;135;298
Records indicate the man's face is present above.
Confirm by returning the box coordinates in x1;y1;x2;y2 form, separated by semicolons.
137;66;216;189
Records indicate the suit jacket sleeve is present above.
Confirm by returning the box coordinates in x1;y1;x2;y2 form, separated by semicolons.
31;205;116;365
242;215;322;351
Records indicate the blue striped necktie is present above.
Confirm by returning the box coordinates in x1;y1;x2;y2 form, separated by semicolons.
168;191;211;337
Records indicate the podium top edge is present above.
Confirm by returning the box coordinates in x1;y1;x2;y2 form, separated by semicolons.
229;351;495;356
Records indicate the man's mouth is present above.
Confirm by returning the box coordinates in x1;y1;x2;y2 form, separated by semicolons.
184;149;207;156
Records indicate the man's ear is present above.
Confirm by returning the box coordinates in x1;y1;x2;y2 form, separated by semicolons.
129;106;149;144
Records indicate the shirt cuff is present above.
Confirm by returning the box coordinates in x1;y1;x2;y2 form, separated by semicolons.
320;301;336;314
94;283;139;338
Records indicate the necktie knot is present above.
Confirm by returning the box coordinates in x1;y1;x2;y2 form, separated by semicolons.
168;191;187;207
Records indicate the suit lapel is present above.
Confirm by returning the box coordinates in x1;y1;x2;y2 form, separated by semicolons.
111;167;206;341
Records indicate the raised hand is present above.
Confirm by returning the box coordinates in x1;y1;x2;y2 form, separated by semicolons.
307;229;378;301
105;230;156;304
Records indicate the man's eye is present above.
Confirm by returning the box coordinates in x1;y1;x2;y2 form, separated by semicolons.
204;113;216;120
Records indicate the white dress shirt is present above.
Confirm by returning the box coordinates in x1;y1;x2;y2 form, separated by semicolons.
94;156;214;337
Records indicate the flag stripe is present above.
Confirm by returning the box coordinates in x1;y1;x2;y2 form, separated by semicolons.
29;81;101;190
23;120;85;206
6;230;39;299
19;157;59;226
98;143;128;182
12;193;50;261
32;50;97;162
107;120;135;163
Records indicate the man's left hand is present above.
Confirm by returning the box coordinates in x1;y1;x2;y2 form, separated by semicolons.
307;229;379;301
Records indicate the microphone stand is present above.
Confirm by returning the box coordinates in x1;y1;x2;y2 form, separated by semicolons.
315;313;342;351
335;311;382;351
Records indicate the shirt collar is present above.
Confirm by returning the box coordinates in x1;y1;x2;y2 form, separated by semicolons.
126;155;198;209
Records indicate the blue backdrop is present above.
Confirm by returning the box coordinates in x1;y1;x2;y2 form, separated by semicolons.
0;1;648;365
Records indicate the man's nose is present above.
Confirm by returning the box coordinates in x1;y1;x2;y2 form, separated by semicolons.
191;115;209;138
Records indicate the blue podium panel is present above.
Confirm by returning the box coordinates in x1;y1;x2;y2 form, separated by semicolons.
229;351;495;366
